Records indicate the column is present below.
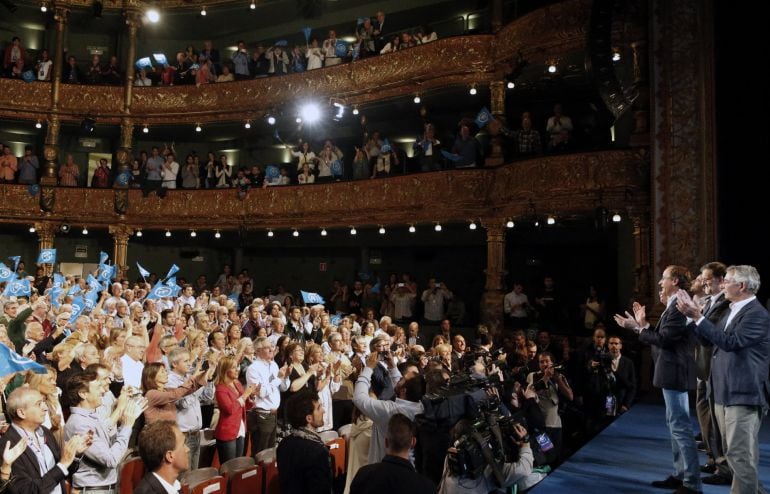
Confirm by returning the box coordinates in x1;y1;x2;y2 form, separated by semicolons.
114;11;141;216
40;4;68;212
479;219;507;335
109;225;134;280
486;80;506;166
35;222;57;276
628;40;649;148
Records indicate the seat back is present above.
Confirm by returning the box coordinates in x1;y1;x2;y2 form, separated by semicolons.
256;448;281;494
219;456;255;475
181;467;219;490
318;430;339;443
118;455;145;494
227;465;262;494
190;476;226;494
326;437;347;478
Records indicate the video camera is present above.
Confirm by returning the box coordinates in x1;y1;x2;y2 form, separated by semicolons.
532;364;565;391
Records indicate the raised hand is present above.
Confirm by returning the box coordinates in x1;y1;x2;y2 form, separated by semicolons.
675;289;701;319
3;436;28;466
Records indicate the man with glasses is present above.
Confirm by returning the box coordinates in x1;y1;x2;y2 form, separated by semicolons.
615;265;701;494
245;337;290;455
676;265;770;494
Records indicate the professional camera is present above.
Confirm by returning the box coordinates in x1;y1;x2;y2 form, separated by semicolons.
532;364;564;391
596;351;613;371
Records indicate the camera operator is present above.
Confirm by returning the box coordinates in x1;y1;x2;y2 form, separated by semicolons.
527;352;572;461
582;326;613;428
438;418;546;493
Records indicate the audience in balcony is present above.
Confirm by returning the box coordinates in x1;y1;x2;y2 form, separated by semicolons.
63;54;83;83
322;30;341;67
91;158;111;188
58;153;80;186
2;36;25;76
232;41;250;80
134;67;153;86
516;111;542;157
17;147;39;184
546;103;574;152
35;49;52;81
451;124;482;168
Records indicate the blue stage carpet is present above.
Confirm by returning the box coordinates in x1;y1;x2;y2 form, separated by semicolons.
531;403;770;493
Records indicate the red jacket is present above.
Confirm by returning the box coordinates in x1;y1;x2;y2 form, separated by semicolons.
214;381;247;441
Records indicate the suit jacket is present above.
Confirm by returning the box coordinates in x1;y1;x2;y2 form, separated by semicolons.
134;472;170;494
0;424;76;494
693;298;770;407
695;292;730;379
639;302;697;391
612;355;637;409
276;434;332;494
350;455;436;494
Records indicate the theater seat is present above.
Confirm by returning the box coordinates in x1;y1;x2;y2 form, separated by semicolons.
219;457;261;494
255;447;281;494
118;455;145;494
180;467;225;494
318;430;339;443
326;437;347;478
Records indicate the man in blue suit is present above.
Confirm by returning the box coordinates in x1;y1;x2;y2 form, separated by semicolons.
615;265;701;494
676;264;770;494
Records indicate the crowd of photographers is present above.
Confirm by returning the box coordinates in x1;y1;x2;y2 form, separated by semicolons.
0;264;638;494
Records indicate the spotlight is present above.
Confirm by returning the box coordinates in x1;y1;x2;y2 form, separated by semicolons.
469;221;477;230
29;225;36;233
249;0;255;8
469;85;477;95
35;120;42;129
507;81;515;89
506;219;514;228
267;229;274;237
165;230;171;237
413;94;421;104
200;5;206;16
136;229;143;237
320;228;327;236
80;117;96;134
352;106;359;115
434;223;442;232
190;230;197;237
60;224;70;233
195;124;202;132
299;103;321;124
142;124;149;133
408;225;416;233
612;48;621;62
214;230;221;238
612;213;622;223
244;120;251;129
378;226;386;235
267;115;276;125
350;227;357;235
82;226;88;235
547;215;556;225
548;63;557;73
292;229;299;237
146;8;160;23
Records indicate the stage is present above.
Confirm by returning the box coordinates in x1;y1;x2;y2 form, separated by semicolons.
531;402;770;493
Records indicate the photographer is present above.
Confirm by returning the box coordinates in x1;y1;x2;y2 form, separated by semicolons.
527;352;572;461
607;336;636;414
438;418;545;493
581;327;614;427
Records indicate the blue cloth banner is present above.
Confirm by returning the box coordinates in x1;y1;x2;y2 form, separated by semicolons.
37;249;57;265
165;264;180;280
69;296;86;323
53;273;64;287
475;106;493;128
370;281;381;294
50;286;63;309
0;263;15;283
0;343;47;378
136;262;150;279
135;56;153;69
152;53;168;65
300;290;325;305
147;281;175;300
330;314;343;326
301;27;312;42
86;274;102;293
67;284;82;296
27;184;40;196
3;279;30;297
99;251;110;265
274;40;288;47
335;40;348;57
8;256;21;271
330;160;343;177
228;293;240;311
115;170;130;186
266;165;280;179
84;290;99;311
441;150;462;162
97;264;113;283
22;70;35;83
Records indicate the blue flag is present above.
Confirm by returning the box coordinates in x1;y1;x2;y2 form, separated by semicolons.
147;281;175;300
86;274;102;293
67;284;82;296
274;40;288;47
0;343;47;378
301;27;312;42
330;314;343;326
135;56;152;69
27;184;40;197
335;40;348;57
99;251;110;265
50;286;63;309
228;293;240;311
136;262;150;279
0;263;15;283
165;264;180;280
114;170;130;187
53;273;64;287
152;53;168;65
97;264;113;283
37;249;57;265
330;160;343;177
69;296;86;323
300;290;325;305
3;279;30;297
8;256;21;271
475;106;493;128
266;165;280;179
83;290;99;311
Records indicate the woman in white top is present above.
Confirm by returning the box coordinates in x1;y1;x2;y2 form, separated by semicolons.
289;141;317;172
216;154;232;187
305;39;324;70
134;67;152;86
36;49;53;81
297;162;316;184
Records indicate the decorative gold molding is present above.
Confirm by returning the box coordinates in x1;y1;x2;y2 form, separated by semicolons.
0;150;648;231
0;0;592;124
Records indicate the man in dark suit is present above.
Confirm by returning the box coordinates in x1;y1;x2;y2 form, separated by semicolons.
676;264;770;494
693;261;731;482
0;387;90;494
135;420;189;494
350;413;435;494
615;265;701;494
607;335;636;413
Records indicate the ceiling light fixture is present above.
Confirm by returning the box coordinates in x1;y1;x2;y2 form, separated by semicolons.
200;5;206;16
413;94;421;104
350;227;357;235
244;120;251;129
292;229;299;237
378;226;386;235
190;230;197;237
352;106;359;115
320;228;327;236
214;230;221;238
612;213;622;223
35;120;42;129
195;123;202;132
548;62;557;73
611;48;621;62
29;225;36;233
295;117;302;124
506;219;515;228
469;84;477;95
469;221;477;230
507;81;515;89
434;223;442;232
82;226;88;235
267;115;276;125
146;8;160;23
136;229;143;237
299;103;321;124
40;3;47;12
249;0;255;9
547;215;556;225
142;124;149;133
408;224;416;233
165;230;171;237
267;229;274;237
